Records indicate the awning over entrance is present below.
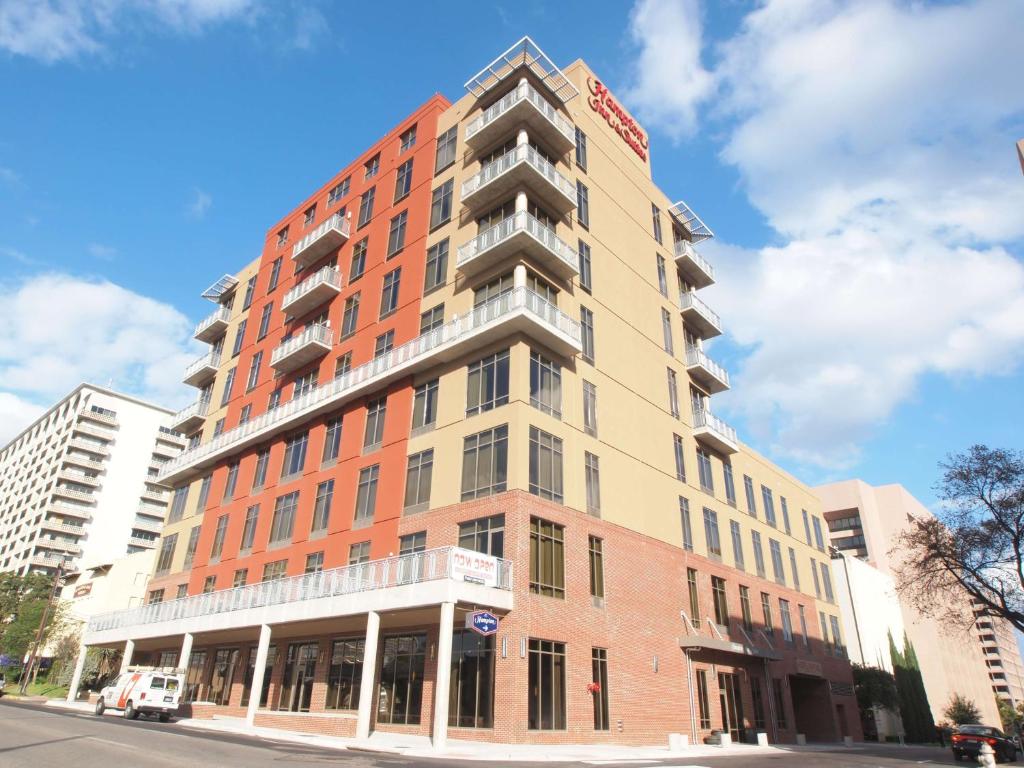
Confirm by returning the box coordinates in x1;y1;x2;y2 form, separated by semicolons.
678;635;783;661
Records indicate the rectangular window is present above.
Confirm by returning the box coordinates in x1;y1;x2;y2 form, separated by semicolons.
280;431;308;479
419;304;444;333
195;475;211;513
241;645;276;707
667;368;680;418
262;559;287;581
529;351;561;417
740;585;753;632
233;569;248;587
578;239;592;293
268;389;281;412
350;238;367;282
744;475;757;517
310;479;334;534
652;203;663;244
393;159;413;202
811;557;822;598
697;448;714;492
242;275;257;309
661;307;674;352
830;615;844;655
780;599;794;642
696;669;711;729
770;538;786;585
582;380;598;437
202;576;216;594
528;639;566;730
363;154;379;179
762;486;777;527
458;515;505;558
820;561;834;602
341;293;360;337
731;520;745;570
246;351;263;391
657;254;668;296
789;547;801;591
528;426;563;503
429;179;453;229
799;605;810;650
293;369;317;398
322;416;342;464
357;187;375;228
703;507;721;557
773;679;787;729
780;496;791;534
424;238;448;291
411;379;438;431
580;306;595;363
376;636;426;725
711;575;729;626
257;303;273;339
182;525;201;569
363;397;386;451
752;530;766;578
529;517;565;598
591;647;608;731
305;552;324;574
303;204;316;227
680;496;693;551
404;449;433;510
576;181;589;228
354;464;380;523
223;462;239;500
751;676;766;730
399;531;426;555
386;211;407;256
168;486;188;523
762;592;774;635
461;425;508;500
673;434;686;481
466;349;510;415
812;516;825;550
252;448;269;491
584;451;602;516
575;126;587;170
588;536;604;599
687;568;700;629
239;404;252;424
269;491;298;545
209;514;228;561
240;504;259;551
449;630;495;728
349;541;370;564
327;176;350;206
723;462;736;507
231;319;247;357
435;126;457;173
399;124;416;153
379;267;401;317
277;227;289;247
802;509;812;545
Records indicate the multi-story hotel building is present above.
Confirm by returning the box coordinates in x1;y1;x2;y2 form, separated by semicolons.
70;39;860;747
818;479;1001;726
973;600;1024;708
0;384;183;576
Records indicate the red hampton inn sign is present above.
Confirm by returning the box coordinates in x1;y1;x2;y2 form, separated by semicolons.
586;77;649;161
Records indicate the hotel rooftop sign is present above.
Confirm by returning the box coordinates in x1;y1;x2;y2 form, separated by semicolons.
586;77;648;162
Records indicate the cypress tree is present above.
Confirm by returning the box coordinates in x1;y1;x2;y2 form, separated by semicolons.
889;631;936;742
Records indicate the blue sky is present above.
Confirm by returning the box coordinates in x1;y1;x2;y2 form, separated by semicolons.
1;0;1022;510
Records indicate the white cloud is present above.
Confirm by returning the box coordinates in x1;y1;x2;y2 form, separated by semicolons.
623;0;715;141
626;0;1024;468
0;0;254;63
186;187;212;219
88;242;117;260
0;273;197;444
0;391;46;447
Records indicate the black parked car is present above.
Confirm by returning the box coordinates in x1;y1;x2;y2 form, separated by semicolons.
951;724;1018;763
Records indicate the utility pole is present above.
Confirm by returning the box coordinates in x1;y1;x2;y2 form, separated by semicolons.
19;561;63;695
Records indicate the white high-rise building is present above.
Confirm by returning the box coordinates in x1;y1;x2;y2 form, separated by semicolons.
0;384;184;576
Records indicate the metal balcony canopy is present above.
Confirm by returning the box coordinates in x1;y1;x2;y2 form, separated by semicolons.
201;274;239;302
669;200;715;244
465;36;579;104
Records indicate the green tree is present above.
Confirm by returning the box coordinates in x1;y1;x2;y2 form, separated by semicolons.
997;698;1020;733
890;631;936;742
853;664;899;712
0;572;65;663
945;694;982;725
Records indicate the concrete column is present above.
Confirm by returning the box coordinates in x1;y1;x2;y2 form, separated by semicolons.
178;632;194;670
516;128;528;147
119;639;135;674
515;190;528;214
245;624;272;726
355;611;381;740
65;643;89;703
432;601;456;750
513;263;528;289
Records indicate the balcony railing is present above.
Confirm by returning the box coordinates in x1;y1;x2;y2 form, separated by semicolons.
68;438;110;456
270;323;333;373
680;292;723;339
127;536;158;549
692;409;739;455
685;345;730;394
674;240;715;288
456;210;578;279
194;306;231;343
171;399;210;433
58;469;101;487
41;519;86;535
281;266;343;317
38;538;82;555
49;502;93;520
132;517;165;534
63;453;105;471
73;421;114;441
292;213;351;268
53;486;95;503
88;547;513;633
159;287;581;484
465;79;576;154
31;553;73;569
182;352;220;387
78;407;118;427
461;143;577;215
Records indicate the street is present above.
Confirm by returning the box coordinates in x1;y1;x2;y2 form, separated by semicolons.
0;699;983;768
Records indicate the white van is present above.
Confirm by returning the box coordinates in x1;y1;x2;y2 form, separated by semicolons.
94;667;183;721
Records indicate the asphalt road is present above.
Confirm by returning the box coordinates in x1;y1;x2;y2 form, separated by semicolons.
0;698;988;767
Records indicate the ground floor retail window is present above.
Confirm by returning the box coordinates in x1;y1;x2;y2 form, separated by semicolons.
449;630;495;728
240;645;276;708
528;639;566;730
184;650;207;703
378;634;427;725
750;675;767;730
695;668;711;729
591;647;609;731
326;638;364;710
207;648;239;706
278;642;318;712
772;678;788;729
158;651;177;668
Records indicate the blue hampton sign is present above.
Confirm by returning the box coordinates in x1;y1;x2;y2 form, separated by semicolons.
465;610;499;636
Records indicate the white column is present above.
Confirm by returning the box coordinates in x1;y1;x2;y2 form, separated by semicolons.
513;263;528;289
355;611;381;740
65;643;89;703
432;601;456;750
516;128;529;147
178;632;194;670
119;639;135;674
245;624;272;726
515;190;528;214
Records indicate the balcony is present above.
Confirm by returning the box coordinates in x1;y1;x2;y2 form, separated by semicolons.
674;240;715;289
53;485;95;503
159;287;581;485
132;517;165;534
140;487;169;504
465;79;576;155
127;535;158;549
170;400;209;434
38;538;82;555
292;213;351;269
73;421;114;441
69;438;110;457
194;306;231;343
49;502;93;520
86;546;512;643
685;346;730;394
63;453;105;472
182;352;220;388
58;469;101;487
692;409;739;455
680;292;723;339
41;519;86;536
281;266;342;318
270;323;333;374
457;211;578;280
31;553;72;570
669;200;714;244
78;407;118;427
461;144;577;216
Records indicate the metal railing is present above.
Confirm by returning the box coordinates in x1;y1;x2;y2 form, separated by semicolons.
159;287;580;481
194;306;231;338
679;292;722;333
461;143;577;205
183;351;221;380
693;409;738;445
271;323;333;367
456;210;578;273
292;213;351;262
172;399;210;426
674;240;715;281
88;547;513;633
685;346;730;388
282;266;342;311
465;79;575;146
